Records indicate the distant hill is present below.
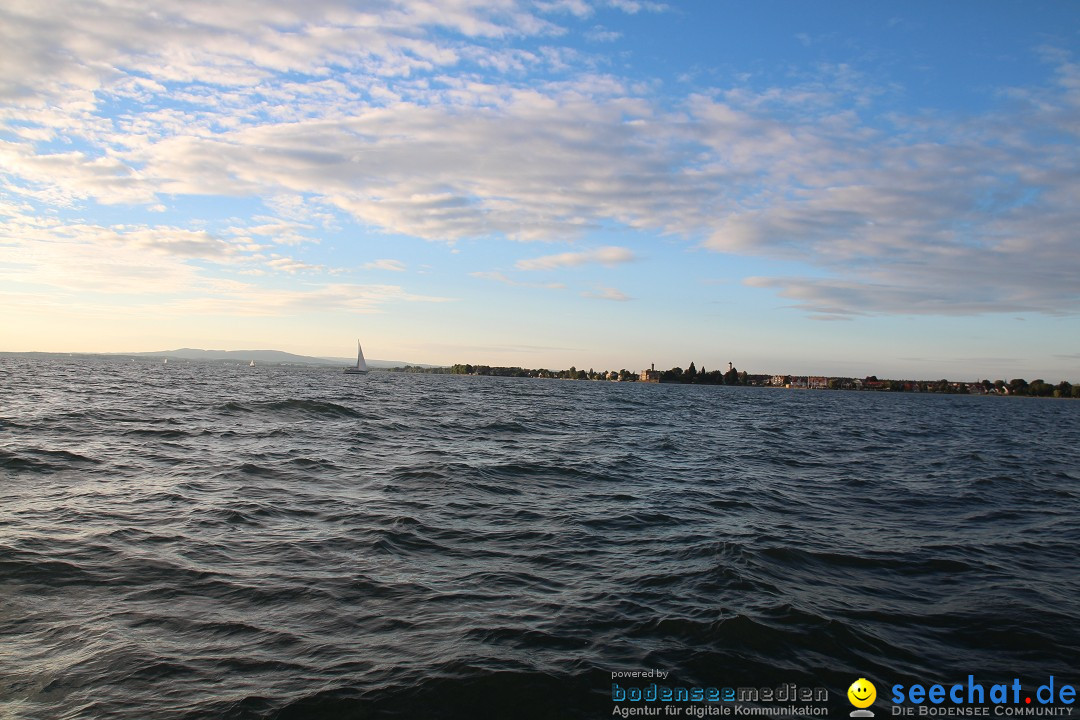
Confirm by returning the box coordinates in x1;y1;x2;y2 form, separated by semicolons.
123;348;440;369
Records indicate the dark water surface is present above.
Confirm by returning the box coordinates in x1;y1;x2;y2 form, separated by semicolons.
2;357;1078;719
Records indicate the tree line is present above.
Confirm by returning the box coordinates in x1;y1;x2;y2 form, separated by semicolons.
445;364;640;381
383;362;751;384
381;363;1079;397
654;362;748;385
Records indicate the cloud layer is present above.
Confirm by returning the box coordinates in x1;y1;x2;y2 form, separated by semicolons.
2;1;1078;319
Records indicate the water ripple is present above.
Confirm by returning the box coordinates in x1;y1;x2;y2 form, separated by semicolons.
1;356;1078;719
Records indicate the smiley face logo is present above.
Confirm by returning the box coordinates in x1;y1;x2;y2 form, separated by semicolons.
848;678;876;709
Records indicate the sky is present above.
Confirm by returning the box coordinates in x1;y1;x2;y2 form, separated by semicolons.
2;1;1079;381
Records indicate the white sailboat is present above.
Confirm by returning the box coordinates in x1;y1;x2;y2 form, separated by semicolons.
344;340;369;375
249;360;255;367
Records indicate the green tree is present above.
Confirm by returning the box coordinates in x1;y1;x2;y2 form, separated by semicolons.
1028;379;1053;397
661;366;683;383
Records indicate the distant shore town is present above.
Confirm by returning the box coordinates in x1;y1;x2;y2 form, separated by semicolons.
384;362;1079;398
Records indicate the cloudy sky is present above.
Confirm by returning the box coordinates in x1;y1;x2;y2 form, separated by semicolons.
2;1;1079;379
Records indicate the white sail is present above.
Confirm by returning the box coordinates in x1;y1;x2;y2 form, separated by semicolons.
355;340;368;372
345;339;369;374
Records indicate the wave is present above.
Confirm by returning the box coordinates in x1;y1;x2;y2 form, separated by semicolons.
5;361;1080;720
0;447;101;472
219;399;362;418
123;428;191;439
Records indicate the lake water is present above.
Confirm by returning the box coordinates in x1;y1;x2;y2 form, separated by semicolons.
2;357;1078;719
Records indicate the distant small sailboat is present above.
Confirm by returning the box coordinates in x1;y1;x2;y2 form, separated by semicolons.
344;340;369;375
163;358;168;365
249;360;255;367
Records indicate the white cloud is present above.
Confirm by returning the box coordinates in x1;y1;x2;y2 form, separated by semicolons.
1;2;1078;322
266;255;324;274
0;144;156;206
364;258;407;272
516;246;636;270
0;220;220;295
605;0;668;13
536;0;594;18
163;282;453;317
585;25;621;43
0;0;590;107
234;220;319;246
0;210;447;317
742;275;1056;318
581;285;631;301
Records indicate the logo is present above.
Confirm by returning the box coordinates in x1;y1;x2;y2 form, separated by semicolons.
849;678;877;717
889;675;1076;715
